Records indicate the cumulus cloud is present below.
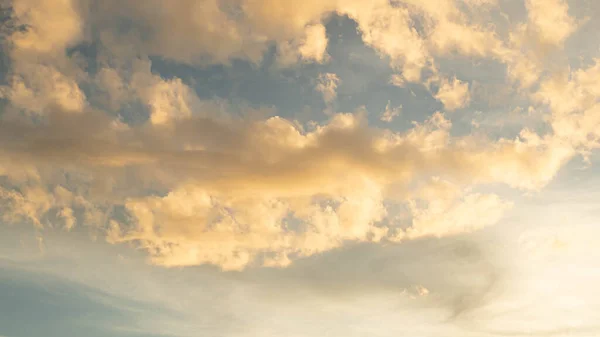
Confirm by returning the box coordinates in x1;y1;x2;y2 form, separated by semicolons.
0;0;597;273
525;0;576;46
2;0;578;97
132;68;201;126
340;0;429;82
405;193;512;239
94;67;128;110
4;3;600;337
278;24;330;66
315;73;340;105
434;77;471;111
380;101;402;122
531;60;600;164
9;0;84;55
1;0;88;115
0;97;580;269
0;64;87;114
0;186;53;228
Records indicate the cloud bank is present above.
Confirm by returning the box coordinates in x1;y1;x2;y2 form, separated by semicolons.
0;0;597;273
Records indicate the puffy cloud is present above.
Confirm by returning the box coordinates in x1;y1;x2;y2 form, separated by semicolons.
429;21;502;57
1;0;599;272
534;60;600;159
403;0;503;58
405;193;512;239
503;51;542;89
0;64;87;114
89;0;337;66
0;99;577;269
97;0;265;65
4;3;600;337
58;207;76;231
116;175;387;270
434;77;471;111
0;181;103;231
341;1;428;82
415;285;429;297
380;101;402;122
315;72;340;105
492;0;579;89
9;0;84;56
299;24;329;63
277;24;330;66
1;0;88;115
3;0;561;94
525;0;576;46
94;67;128;110
0;186;53;228
133;72;200;126
389;74;406;87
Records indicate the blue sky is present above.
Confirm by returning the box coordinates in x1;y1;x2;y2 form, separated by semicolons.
1;0;600;336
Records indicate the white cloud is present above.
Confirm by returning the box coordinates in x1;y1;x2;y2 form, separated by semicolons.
3;2;600;336
10;0;84;55
533;60;600;161
380;101;402;122
0;64;87;114
58;207;76;231
525;0;577;46
390;74;406;87
0;103;572;269
434;77;471;111
299;24;329;63
276;23;330;66
0;0;599;275
95;67;128;109
315;73;340;105
341;0;429;82
405;192;512;239
0;186;53;228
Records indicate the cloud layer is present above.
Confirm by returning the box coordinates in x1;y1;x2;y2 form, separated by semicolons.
0;0;597;274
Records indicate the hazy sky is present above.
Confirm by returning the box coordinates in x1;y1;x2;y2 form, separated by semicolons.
1;0;600;336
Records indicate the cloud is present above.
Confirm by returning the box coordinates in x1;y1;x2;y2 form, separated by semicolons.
503;50;542;89
533;59;600;161
434;77;471;111
405;193;512;239
0;0;598;273
315;72;340;105
3;2;600;336
525;0;576;46
9;0;84;55
116;173;389;270
299;24;329;63
277;24;330;66
58;207;76;231
94;68;128;110
429;20;502;57
340;0;429;82
407;0;504;58
0;186;53;228
97;0;265;65
0;64;87;114
1;0;88;115
380;101;402;122
131;66;201;126
0;99;576;269
2;0;573;96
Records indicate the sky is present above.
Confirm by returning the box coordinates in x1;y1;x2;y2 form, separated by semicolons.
1;0;600;336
